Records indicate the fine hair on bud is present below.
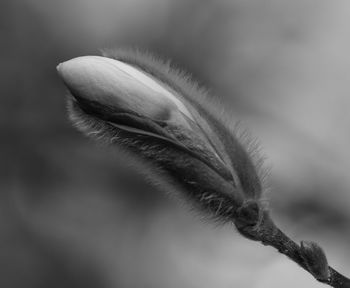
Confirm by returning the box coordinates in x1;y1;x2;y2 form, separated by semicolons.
58;48;269;230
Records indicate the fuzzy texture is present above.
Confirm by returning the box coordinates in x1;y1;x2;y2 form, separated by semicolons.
300;241;330;281
102;48;270;198
67;99;244;222
62;49;269;228
103;49;270;195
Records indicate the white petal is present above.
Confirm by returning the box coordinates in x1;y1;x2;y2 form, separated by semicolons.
57;56;193;122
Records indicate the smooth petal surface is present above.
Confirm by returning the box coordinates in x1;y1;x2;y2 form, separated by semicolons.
57;56;193;124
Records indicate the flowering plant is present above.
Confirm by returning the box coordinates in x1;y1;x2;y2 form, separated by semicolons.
58;49;350;288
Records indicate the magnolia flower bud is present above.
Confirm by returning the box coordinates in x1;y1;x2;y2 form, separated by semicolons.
57;50;266;225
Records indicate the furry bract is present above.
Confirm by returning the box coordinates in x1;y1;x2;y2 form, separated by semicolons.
57;50;267;229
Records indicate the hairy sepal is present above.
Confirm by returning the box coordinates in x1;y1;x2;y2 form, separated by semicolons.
61;49;268;227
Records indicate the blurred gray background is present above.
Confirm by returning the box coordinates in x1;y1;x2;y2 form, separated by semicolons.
2;0;350;287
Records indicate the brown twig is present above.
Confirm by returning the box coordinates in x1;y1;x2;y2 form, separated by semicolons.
236;208;350;288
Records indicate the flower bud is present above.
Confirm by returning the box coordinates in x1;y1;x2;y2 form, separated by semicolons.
57;50;266;224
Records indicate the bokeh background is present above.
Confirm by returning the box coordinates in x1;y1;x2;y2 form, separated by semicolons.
2;0;350;287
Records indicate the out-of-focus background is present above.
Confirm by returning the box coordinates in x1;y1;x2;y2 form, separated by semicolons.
2;0;350;287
